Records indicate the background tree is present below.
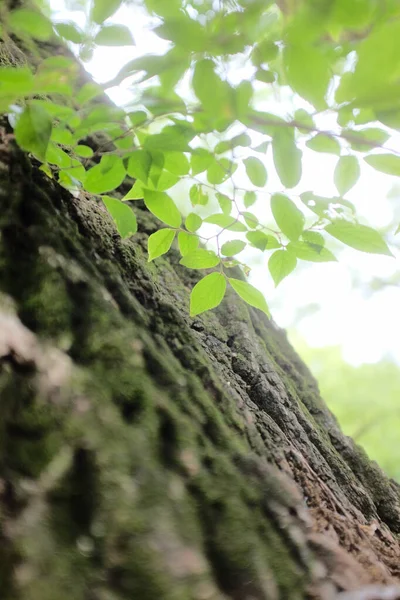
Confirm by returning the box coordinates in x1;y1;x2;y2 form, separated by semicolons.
1;1;400;598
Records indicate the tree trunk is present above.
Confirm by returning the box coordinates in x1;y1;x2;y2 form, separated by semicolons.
1;12;400;600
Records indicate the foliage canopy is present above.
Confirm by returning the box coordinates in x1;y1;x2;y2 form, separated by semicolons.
1;0;399;316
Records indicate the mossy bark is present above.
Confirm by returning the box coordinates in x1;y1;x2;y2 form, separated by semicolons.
1;9;400;600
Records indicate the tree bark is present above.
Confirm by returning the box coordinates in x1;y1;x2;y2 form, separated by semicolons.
1;10;400;600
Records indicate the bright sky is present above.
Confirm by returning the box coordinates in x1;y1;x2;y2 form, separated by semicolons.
51;0;400;366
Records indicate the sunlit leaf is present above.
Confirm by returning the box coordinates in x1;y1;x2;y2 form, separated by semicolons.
244;191;257;208
144;190;181;228
268;250;297;286
221;240;246;256
103;196;137;238
204;214;247;232
325;221;393;256
190;272;226;317
306;133;341;155
8;9;53;41
364;154;400;177
243;156;267;187
246;231;280;251
283;44;330;109
180;249;220;269
288;241;336;262
271;194;304;242
85;155;126;194
228;278;270;317
14;102;52;162
148;228;175;261
91;0;122;24
334;156;360;195
178;231;199;256
95;24;134;46
272;128;302;189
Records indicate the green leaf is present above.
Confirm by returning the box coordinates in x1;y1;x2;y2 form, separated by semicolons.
144;190;181;228
221;240;246;256
148;228;175;261
14;103;52;162
271;194;305;242
8;9;53;41
85;155;126;194
190;272;226;317
288;241;336;262
246;231;280;251
102;196;137;239
191;148;213;175
272;128;302;189
325;221;393;256
127;150;152;183
204;214;247;232
243;156;267;187
164;152;189;176
123;180;144;200
192;59;230;114
0;67;34;97
95;24;135;46
180;249;220;269
228;278;270;318
55;21;85;43
207;158;235;185
244;191;257;208
216;193;232;215
345;128;390;151
241;212;257;229
306;134;341;155
75;144;94;158
364;154;400;177
178;231;199;256
190;185;208;207
144;125;194;152
46;143;72;168
283;44;330;109
334;156;360;195
92;0;123;24
268;250;297;286
185;213;202;233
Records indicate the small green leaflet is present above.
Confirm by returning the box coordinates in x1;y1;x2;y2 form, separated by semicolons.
288;241;336;262
190;184;208;207
178;231;199;256
228;278;270;318
15;102;52;162
148;228;175;261
204;214;247;232
55;21;85;44
75;145;94;158
271;194;305;242
283;44;330;109
85;156;126;194
325;221;393;256
268;250;297;286
144;190;181;228
164;152;190;176
185;213;202;232
243;156;267;187
246;231;280;251
244;191;256;208
216;193;232;215
334;156;360;195
364;154;400;177
102;196;137;238
180;249;220;269
272;128;302;189
95;25;134;46
127;150;152;183
91;0;122;23
207;158;235;184
191;148;213;175
190;272;226;317
0;67;34;97
8;9;53;41
221;240;246;256
306;134;341;155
